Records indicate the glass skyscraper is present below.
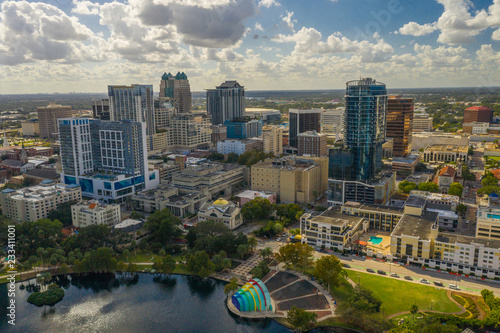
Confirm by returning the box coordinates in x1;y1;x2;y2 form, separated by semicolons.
344;78;387;181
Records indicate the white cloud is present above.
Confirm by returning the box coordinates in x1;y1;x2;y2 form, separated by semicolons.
71;0;100;16
255;22;264;31
0;1;97;65
273;27;393;63
259;0;281;8
397;22;437;36
281;11;296;32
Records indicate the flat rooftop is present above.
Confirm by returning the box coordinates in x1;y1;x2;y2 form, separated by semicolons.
317;207;365;227
436;233;500;249
391;211;439;239
406;195;427;208
344;202;403;215
424;145;468;152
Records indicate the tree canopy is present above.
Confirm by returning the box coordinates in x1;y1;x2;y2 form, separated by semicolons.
314;255;346;290
145;208;182;243
448;182;463;197
287;306;317;332
187;251;215;278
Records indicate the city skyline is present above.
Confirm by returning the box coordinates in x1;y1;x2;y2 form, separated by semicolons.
0;0;499;94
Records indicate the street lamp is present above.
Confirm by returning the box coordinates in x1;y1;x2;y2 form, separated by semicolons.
431;300;433;311
358;275;360;285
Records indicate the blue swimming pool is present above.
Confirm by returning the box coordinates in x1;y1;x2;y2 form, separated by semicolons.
369;236;383;245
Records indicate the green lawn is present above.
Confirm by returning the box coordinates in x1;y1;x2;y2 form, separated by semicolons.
117;251;183;264
345;270;461;316
486;156;500;161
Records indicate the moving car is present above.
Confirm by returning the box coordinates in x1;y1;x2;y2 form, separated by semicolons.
404;275;413;280
449;284;460;290
420;278;430;284
366;268;375;273
377;270;386;275
342;263;351;268
390;273;399;278
434;281;443;287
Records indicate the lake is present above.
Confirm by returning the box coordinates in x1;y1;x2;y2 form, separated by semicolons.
0;273;355;333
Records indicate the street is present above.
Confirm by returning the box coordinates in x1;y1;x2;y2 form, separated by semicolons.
320;252;500;297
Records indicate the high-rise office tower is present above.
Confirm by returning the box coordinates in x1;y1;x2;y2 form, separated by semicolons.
108;84;155;135
159;72;192;113
37;103;73;139
345;78;387;181
387;96;413;157
288;109;322;148
59;118;159;202
92;98;110;120
206;81;245;125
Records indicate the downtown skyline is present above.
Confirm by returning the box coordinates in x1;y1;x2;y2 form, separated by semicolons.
0;0;499;94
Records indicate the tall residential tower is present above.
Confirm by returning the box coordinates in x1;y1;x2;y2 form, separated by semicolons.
344;78;387;181
108;84;155;135
207;81;245;125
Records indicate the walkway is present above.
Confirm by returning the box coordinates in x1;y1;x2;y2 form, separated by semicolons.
231;253;261;279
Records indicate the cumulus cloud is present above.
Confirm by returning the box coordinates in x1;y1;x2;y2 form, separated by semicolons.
259;0;280;8
255;22;264;31
71;0;100;15
399;0;500;44
0;1;97;65
397;22;437;36
131;0;256;48
273;27;394;62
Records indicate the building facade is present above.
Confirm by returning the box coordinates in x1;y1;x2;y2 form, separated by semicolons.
71;201;121;227
262;125;283;156
322;109;344;136
59;118;159;203
297;130;328;157
171;162;247;199
387;96;413;157
288;109;322;148
198;198;243;230
225;119;263;139
159;72;192;113
207;81;245;125
463;106;493;124
251;156;328;203
412;115;433;132
345;78;387;181
108;84;155;135
0;182;82;222
217;139;263;155
21;120;40;136
327;173;396;206
92;98;110;120
37;103;73;139
423;145;468;163
132;184;207;217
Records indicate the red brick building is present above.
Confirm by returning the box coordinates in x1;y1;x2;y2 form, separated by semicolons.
463;106;493;124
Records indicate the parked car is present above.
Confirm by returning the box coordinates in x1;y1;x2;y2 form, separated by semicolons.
341;253;349;257
449;284;460;290
377;270;386;275
390;273;399;278
434;281;443;286
342;263;351;268
404;275;413;280
366;268;375;273
420;279;430;284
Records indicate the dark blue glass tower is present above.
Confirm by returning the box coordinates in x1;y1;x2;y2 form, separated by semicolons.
344;78;387;181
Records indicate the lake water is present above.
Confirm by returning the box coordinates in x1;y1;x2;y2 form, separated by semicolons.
0;273;355;333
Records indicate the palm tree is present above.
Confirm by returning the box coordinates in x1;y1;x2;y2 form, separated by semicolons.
248;237;258;252
131;240;137;260
410;304;419;320
260;247;272;261
123;249;130;263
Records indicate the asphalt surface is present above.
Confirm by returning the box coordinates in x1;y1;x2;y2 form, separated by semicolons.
319;252;500;297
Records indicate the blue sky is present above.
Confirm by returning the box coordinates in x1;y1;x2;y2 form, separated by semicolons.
0;0;499;93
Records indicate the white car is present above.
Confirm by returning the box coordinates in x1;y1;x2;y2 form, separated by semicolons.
449;284;460;290
390;273;399;278
420;278;430;284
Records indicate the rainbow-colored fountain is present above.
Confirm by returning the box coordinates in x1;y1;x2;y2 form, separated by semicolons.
231;278;272;312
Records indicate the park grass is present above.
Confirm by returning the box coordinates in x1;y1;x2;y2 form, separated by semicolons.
117;251;183;264
486;156;500;161
345;270;461;316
